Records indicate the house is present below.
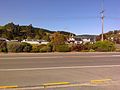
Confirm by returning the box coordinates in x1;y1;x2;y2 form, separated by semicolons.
67;37;83;44
74;37;83;44
82;38;91;44
21;39;49;45
21;39;40;44
67;35;96;44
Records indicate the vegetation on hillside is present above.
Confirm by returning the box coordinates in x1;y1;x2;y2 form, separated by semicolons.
96;30;120;44
0;23;119;53
0;22;74;41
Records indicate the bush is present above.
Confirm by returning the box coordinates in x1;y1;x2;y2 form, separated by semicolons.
39;43;53;53
0;40;8;52
31;44;41;52
7;42;23;52
55;44;70;52
21;42;32;52
31;44;47;53
70;44;85;52
47;43;53;52
89;49;95;52
84;43;95;50
94;40;115;52
39;46;49;53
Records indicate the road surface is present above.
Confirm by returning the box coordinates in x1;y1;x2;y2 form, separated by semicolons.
0;52;120;90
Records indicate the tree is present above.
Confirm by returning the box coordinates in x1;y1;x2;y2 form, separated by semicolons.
51;32;66;51
5;22;15;32
0;22;75;40
42;34;50;41
114;30;119;34
51;32;66;45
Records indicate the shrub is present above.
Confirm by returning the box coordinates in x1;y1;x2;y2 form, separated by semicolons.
94;40;115;52
84;43;95;50
31;44;41;52
0;40;8;52
21;42;32;52
55;44;70;52
70;44;85;52
40;43;53;53
89;49;95;52
7;42;23;52
40;46;47;53
47;43;53;52
31;44;46;53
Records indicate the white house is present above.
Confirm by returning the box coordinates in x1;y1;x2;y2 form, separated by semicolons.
21;40;40;44
82;38;91;44
67;36;95;44
21;39;49;45
67;37;83;44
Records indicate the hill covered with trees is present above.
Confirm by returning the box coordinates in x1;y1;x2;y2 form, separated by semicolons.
96;30;120;44
0;22;74;41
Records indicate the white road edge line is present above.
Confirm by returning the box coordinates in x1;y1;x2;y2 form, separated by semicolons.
0;65;120;71
0;56;63;59
1;55;120;59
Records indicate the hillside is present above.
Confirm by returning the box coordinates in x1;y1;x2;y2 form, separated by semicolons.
76;34;97;38
75;34;97;41
0;22;74;41
96;30;120;44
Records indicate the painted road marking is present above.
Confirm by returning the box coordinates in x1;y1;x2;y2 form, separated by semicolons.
112;55;120;57
0;65;120;71
0;56;63;59
42;83;95;89
1;54;120;60
0;79;114;89
0;79;110;90
0;85;18;89
0;83;99;89
91;79;112;84
43;82;70;86
43;82;70;88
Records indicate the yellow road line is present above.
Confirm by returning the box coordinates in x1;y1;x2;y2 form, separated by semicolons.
91;79;112;84
0;85;18;89
0;79;112;89
43;83;95;89
43;82;70;86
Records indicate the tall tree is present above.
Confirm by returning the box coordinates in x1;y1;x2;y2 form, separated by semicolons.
51;32;66;51
51;32;66;45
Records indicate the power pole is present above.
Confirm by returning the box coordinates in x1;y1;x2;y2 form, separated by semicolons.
101;0;104;41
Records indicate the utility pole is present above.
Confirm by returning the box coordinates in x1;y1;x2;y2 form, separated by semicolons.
101;0;104;41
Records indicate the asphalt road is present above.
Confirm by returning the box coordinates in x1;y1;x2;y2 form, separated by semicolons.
0;52;120;90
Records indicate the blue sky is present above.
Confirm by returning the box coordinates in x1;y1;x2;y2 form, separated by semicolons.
0;0;120;35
